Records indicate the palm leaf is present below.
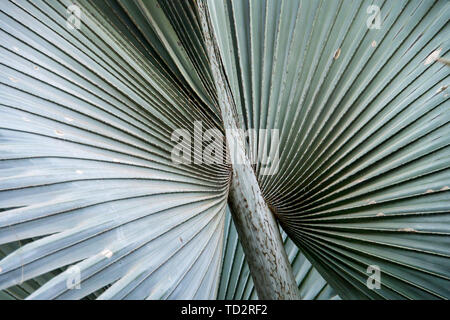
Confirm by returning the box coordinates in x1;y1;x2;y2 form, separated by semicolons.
0;0;229;299
0;0;449;300
207;0;450;299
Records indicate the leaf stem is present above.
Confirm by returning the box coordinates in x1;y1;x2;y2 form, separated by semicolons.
197;0;299;300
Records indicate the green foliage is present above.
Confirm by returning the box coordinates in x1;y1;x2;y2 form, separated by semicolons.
0;0;449;300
